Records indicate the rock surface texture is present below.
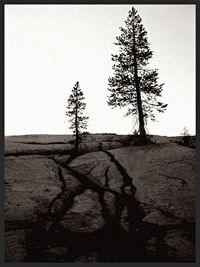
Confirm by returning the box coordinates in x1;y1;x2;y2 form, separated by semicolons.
5;135;196;262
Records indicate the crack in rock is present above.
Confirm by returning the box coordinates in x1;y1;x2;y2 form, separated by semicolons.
46;153;145;260
64;151;149;261
159;173;187;185
101;150;136;193
104;167;110;188
45;163;86;229
13;141;70;145
5;142;196;262
24;159;85;262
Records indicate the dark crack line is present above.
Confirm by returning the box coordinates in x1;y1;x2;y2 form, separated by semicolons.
65;164;131;201
66;165;109;195
99;149;195;261
104;167;110;188
5;155;49;159
101;149;169;258
166;157;194;165
101;150;147;236
49;152;82;166
20;146;195;262
5;150;73;157
102;150;136;193
58;166;66;192
98;191;119;227
50;154;122;198
159;173;187;185
85;158;100;176
46;166;66;217
63;150;195;262
59;160;135;234
25;160;85;262
46;163;85;225
50;157;135;262
51;151;114;195
101;149;141;224
13;141;70;145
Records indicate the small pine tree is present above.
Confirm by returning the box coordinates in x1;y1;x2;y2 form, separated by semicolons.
181;127;190;146
66;81;89;151
107;7;167;141
181;127;190;136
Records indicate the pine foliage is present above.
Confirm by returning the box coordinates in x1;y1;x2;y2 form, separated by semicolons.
66;81;89;147
107;7;167;129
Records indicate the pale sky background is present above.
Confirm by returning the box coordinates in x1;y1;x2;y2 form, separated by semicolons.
5;4;196;136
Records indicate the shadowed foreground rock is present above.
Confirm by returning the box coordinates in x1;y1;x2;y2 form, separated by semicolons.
5;135;195;262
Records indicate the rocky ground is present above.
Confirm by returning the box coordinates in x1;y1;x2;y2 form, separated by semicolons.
5;134;196;262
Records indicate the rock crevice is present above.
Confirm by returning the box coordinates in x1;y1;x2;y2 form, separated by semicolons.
5;137;196;262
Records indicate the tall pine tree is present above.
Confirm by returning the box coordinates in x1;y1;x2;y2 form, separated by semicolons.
108;7;167;140
66;81;89;151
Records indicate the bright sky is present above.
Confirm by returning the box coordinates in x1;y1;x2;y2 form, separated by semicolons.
5;4;196;136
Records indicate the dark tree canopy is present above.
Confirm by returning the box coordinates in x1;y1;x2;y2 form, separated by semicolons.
107;7;167;137
66;81;89;150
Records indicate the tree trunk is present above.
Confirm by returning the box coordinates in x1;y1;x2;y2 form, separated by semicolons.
75;103;79;151
132;17;146;139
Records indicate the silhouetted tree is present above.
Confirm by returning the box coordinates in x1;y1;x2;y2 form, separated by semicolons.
107;7;167;141
66;81;89;151
181;126;190;137
181;126;190;146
